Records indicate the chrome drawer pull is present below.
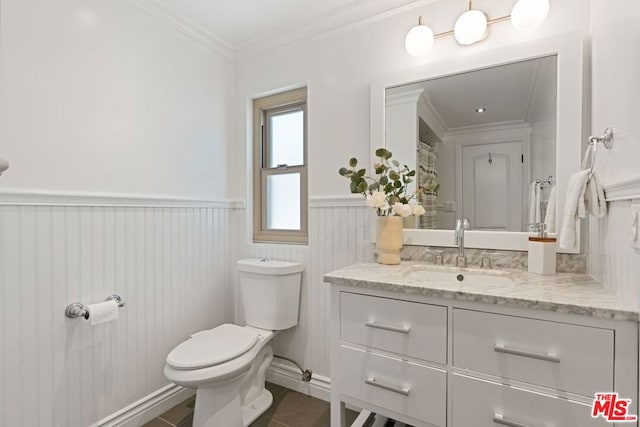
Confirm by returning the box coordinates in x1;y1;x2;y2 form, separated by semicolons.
493;413;531;427
365;377;411;396
364;321;411;334
494;344;560;363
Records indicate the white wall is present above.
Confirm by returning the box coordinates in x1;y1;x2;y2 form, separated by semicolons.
0;0;236;425
233;0;592;379
587;0;640;305
0;0;234;199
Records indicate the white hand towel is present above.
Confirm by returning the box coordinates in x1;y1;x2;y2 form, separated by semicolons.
585;171;607;218
528;181;541;224
544;185;557;233
559;170;590;249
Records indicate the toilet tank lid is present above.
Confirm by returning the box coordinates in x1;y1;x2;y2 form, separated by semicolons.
237;258;304;275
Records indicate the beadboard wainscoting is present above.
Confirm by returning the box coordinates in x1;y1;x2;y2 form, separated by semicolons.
0;198;240;427
237;201;373;395
589;199;640;306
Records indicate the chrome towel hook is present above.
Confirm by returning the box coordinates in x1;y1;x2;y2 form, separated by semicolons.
588;127;614;149
65;294;126;319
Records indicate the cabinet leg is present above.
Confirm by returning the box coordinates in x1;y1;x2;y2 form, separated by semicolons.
330;398;346;426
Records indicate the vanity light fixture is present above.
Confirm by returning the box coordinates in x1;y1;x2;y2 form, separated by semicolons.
404;16;435;57
404;0;550;56
454;4;487;45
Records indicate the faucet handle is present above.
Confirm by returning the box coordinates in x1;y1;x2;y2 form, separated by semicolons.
425;249;444;264
462;218;470;230
480;251;503;269
529;222;547;238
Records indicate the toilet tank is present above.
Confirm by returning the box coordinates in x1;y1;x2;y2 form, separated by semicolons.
237;258;303;330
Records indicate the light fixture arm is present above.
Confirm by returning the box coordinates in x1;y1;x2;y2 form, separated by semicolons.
433;13;511;40
0;156;8;176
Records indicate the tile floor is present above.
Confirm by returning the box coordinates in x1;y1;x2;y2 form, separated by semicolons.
143;382;359;427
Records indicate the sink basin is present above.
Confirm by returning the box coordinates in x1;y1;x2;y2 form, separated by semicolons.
404;266;515;286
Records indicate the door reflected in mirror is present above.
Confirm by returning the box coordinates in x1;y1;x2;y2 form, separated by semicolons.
385;55;557;232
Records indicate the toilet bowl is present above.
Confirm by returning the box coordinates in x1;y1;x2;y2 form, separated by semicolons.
164;259;303;427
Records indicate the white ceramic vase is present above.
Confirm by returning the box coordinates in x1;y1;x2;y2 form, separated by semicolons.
376;216;403;265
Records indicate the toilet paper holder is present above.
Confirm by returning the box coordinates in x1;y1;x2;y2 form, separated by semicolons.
65;294;126;319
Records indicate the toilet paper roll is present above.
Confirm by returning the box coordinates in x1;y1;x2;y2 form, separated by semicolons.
86;300;119;325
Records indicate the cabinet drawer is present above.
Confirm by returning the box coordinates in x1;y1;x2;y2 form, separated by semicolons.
340;292;447;363
452;374;608;427
339;345;446;426
453;309;614;396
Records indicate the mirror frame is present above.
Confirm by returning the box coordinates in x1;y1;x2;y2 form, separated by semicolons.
371;32;585;254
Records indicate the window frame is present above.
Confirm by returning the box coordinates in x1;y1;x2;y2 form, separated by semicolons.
253;88;308;244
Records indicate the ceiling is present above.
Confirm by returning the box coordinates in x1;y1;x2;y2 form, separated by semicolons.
388;55;558;131
147;0;417;48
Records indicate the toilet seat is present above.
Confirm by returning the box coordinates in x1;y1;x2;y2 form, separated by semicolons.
167;324;259;370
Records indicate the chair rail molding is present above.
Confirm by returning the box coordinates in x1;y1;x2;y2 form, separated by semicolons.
0;189;245;208
604;175;640;201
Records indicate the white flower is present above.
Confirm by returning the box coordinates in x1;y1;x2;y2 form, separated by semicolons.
392;202;413;217
366;191;387;208
411;204;426;216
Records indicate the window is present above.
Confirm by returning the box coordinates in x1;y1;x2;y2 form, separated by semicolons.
253;88;308;244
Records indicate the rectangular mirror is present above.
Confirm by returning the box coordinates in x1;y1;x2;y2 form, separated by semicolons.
370;33;584;253
386;56;557;233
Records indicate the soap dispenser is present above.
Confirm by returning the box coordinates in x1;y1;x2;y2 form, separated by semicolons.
528;223;556;275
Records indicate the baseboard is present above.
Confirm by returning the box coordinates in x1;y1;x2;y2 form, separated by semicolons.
93;383;195;427
266;359;332;402
93;363;330;426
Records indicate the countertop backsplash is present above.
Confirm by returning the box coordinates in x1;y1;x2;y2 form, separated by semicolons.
400;245;587;274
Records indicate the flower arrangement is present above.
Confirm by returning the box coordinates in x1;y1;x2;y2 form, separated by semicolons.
338;148;426;217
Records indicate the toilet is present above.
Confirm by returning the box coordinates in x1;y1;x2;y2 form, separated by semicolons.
164;258;303;427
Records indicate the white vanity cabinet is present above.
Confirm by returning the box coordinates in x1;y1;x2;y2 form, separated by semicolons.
328;283;638;427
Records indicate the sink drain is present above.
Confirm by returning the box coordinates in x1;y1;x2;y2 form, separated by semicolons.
456;274;464;282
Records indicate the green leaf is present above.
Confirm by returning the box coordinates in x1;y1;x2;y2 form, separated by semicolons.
405;178;413;184
350;181;358;193
389;171;399;181
384;150;392;160
357;168;366;177
391;160;400;167
349;157;358;167
375;166;384;174
338;167;349;176
375;148;388;157
389;195;397;205
385;183;393;193
394;180;402;188
356;181;368;193
369;182;380;191
407;170;416;177
380;176;388;185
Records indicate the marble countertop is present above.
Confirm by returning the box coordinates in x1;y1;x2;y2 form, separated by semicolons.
324;263;639;321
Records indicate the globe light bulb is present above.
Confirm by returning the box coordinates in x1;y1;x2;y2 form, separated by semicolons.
454;9;488;45
511;0;550;30
405;18;435;56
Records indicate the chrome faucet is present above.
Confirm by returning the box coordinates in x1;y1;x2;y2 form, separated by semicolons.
454;218;470;267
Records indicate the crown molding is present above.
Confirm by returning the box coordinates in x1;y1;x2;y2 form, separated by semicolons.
128;0;434;60
604;175;640;202
128;0;234;59
236;0;433;59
